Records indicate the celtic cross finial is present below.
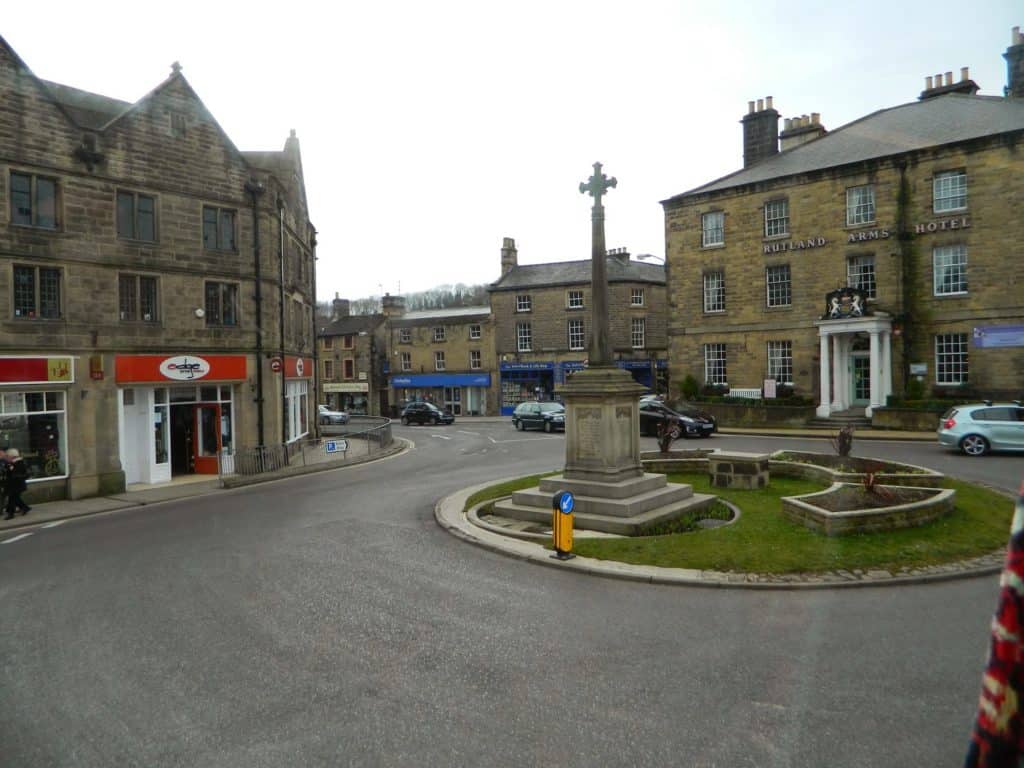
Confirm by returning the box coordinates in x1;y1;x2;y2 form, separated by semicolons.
579;162;617;208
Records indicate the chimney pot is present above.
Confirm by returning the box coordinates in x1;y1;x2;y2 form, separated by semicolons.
1014;25;1021;44
961;66;969;81
811;112;820;125
925;75;933;89
757;98;764;111
766;95;774;109
784;118;792;130
747;100;755;114
945;71;953;86
935;73;943;85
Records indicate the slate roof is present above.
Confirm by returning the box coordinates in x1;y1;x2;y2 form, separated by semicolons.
39;80;131;131
664;94;1024;202
489;257;665;291
319;313;385;337
394;306;491;324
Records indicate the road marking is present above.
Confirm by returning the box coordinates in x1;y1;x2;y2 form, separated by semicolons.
431;434;452;440
458;430;481;436
40;521;66;529
2;533;33;544
488;436;560;444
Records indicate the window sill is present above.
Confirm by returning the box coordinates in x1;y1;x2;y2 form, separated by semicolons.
12;315;63;321
933;292;968;299
703;310;727;315
843;221;878;230
933;207;968;215
701;242;725;250
11;223;59;232
566;306;585;311
118;237;159;245
762;233;790;241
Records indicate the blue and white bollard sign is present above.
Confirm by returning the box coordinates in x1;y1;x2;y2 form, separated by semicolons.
326;439;348;454
551;490;575;560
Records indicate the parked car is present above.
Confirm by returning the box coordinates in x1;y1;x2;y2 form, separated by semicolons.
400;402;455;426
639;400;716;439
937;401;1024;455
512;401;565;432
318;404;349;425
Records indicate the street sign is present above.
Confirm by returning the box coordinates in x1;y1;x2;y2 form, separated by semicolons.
551;491;575;560
559;492;575;514
325;439;348;454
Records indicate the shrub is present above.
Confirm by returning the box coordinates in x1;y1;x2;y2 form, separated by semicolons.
831;426;854;457
680;374;699;400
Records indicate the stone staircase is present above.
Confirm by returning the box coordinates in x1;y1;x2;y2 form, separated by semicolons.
805;409;872;430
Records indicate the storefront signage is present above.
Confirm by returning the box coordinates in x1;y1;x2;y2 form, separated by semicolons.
324;382;369;393
822;286;870;320
499;361;554;371
391;373;491;387
973;325;1024;348
285;356;313;379
914;216;970;234
270;358;283;372
0;356;74;385
763;237;826;255
116;355;247;383
847;229;890;243
159;355;211;381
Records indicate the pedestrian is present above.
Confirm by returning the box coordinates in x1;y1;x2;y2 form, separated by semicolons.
4;448;30;519
0;448;9;519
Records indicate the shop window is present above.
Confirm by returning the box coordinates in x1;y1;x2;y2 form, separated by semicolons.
284;380;309;442
10;172;57;229
202;205;237;251
117;191;156;241
0;389;67;479
13;265;62;319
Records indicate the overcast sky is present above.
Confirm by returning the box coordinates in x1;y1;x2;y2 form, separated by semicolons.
4;2;1020;302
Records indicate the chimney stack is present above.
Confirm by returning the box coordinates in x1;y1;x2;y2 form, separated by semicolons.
332;293;350;319
919;65;979;99
779;111;827;152
741;96;780;168
500;236;518;276
606;246;630;266
381;292;406;318
1005;25;1024;98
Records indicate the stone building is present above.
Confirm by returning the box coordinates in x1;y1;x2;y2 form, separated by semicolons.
488;237;667;415
0;37;317;500
661;28;1024;418
383;294;495;416
318;295;386;415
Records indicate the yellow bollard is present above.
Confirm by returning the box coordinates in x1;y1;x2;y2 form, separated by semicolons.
551;491;575;560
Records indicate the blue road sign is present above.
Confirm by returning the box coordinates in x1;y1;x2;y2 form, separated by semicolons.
559;492;575;515
325;440;348;453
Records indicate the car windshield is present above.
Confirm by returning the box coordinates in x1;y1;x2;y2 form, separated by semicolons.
539;403;563;413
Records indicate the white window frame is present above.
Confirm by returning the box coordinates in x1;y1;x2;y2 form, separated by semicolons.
933;171;967;213
704;343;727;385
399;328;411;344
470;350;482;369
703;271;725;313
469;324;481;340
568;319;585;351
433;326;446;342
846;185;875;226
933;244;967;296
631;317;645;349
434;351;446;371
764;199;788;237
567;290;584;309
284;380;309;443
630;288;644;307
702;211;724;247
0;390;68;480
935;333;968;385
516;322;532;352
847;255;877;299
400;352;411;372
767;341;793;386
516;294;532;312
765;264;792;307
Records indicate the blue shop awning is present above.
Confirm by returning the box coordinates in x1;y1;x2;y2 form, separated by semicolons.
391;373;492;388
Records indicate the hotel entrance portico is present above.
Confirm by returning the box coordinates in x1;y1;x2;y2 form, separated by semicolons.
815;313;893;418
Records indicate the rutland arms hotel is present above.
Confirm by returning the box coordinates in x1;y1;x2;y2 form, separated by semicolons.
661;28;1024;418
0;38;318;501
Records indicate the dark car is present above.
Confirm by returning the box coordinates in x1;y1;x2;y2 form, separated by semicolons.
512;401;565;432
400;402;455;426
639;400;716;439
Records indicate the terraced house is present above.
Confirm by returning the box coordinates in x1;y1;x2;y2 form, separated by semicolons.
488;237;667;415
0;37;317;500
661;28;1024;419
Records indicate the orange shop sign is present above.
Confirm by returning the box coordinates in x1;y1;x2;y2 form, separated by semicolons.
116;355;247;383
0;356;74;385
285;356;313;378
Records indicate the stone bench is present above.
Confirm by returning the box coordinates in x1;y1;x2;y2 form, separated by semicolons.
709;451;770;490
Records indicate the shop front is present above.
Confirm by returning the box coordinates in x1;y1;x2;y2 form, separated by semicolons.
391;373;491;416
0;356;72;487
116;354;247;484
323;381;370;414
500;359;667;415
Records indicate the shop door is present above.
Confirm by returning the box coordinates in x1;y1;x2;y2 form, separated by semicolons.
851;354;871;405
444;386;462;415
194;404;222;474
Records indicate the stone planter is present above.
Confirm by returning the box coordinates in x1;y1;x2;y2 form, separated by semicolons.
782;482;956;536
769;451;944;488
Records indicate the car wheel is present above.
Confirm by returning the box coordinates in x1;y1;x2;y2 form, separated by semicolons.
669;425;682;440
516;420;524;431
431;416;439;425
960;434;989;456
544;421;552;433
401;416;409;425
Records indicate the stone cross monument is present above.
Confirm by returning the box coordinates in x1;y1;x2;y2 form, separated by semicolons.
579;162;616;367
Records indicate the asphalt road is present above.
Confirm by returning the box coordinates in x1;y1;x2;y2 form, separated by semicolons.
1;424;1020;767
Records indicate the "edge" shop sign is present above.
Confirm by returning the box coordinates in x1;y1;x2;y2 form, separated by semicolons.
159;356;211;381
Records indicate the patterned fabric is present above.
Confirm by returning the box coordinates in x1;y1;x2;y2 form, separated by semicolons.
966;483;1024;767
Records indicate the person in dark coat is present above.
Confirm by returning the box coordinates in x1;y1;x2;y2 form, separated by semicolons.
3;448;30;519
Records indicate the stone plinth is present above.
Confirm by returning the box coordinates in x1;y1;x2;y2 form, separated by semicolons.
558;365;647;484
709;451;770;489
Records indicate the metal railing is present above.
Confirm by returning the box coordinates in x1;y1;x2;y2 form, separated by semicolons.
217;419;393;480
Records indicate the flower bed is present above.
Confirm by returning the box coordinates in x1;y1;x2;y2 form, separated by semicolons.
782;482;956;536
770;451;943;488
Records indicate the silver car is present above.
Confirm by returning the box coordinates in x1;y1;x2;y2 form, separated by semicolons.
937;401;1024;456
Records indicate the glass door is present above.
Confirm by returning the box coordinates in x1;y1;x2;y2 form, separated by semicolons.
444;386;462;415
851;354;870;404
194;404;222;474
